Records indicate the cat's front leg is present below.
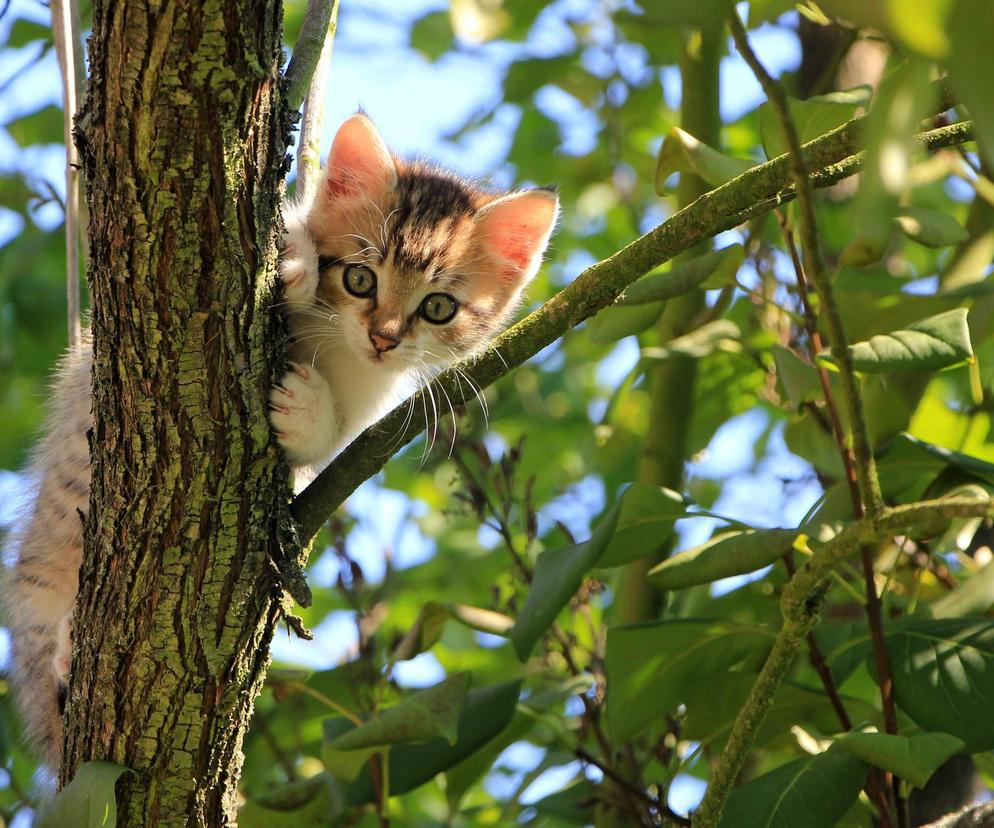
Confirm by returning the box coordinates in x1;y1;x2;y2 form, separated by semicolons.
280;206;319;307
270;362;340;467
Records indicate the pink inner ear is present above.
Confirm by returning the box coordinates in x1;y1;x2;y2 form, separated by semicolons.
478;192;559;282
324;116;396;201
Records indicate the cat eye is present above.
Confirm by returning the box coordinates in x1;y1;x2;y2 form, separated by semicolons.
420;293;458;324
343;264;377;298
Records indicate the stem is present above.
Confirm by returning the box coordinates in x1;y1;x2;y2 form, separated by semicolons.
693;617;811;828
727;11;882;519
295;0;339;201
50;0;84;349
284;0;339;112
289;119;974;544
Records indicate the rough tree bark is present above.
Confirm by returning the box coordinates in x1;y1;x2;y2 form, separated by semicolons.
62;1;293;825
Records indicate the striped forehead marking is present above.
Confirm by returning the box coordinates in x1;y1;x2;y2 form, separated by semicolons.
387;169;477;273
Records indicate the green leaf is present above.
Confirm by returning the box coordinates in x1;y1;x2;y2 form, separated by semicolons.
323;673;471;779
392;602;514;660
642;320;741;361
598;483;688;568
759;87;871;161
605;619;772;742
717;747;868;828
824;309;974;374
948;0;994;167
655;126;755;194
773;345;823;408
648;527;802;590
239;774;343;828
886;0;954;57
586;301;664;344
36;761;131;828
5;104;64;147
618;245;744;305
510;501;621;660
930;561;994;619
882;617;994;752
342;681;522;805
838;731;964;788
895;207;969;248
632;0;735;27
410;11;454;61
531;780;598;822
7;19;51;48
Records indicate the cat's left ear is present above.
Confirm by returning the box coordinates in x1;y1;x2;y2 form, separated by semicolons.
322;114;397;201
475;189;559;287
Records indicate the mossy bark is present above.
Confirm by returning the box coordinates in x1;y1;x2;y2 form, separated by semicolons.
63;1;291;825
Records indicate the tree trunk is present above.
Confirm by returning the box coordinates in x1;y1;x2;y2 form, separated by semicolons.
62;1;291;825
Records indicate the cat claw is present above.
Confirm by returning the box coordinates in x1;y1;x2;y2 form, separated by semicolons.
269;366;338;466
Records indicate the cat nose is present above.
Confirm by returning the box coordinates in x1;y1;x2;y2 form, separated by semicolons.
370;331;399;353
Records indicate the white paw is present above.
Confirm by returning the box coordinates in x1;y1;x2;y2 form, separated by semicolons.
52;612;72;685
280;208;319;306
270;363;339;467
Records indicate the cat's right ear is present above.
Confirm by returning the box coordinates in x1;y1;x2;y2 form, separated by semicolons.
322;114;397;201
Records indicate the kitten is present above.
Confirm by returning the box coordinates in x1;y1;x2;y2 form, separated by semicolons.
3;113;559;768
273;114;559;473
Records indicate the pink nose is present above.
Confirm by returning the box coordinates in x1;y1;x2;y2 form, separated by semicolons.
370;332;399;353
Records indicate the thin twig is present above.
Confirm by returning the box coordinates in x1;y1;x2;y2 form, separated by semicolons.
289;118;973;545
50;0;83;349
727;11;882;519
284;0;339;112
727;13;904;825
295;0;339;201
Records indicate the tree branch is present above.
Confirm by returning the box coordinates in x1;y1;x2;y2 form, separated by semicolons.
290;117;974;544
50;0;84;349
691;494;994;827
295;0;339;201
284;0;339;113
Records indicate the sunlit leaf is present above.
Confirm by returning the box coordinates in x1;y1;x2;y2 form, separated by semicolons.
822;309;974;374
881;617;994;752
717;747;868;828
838;731;964;788
342;681;522;805
642;320;741;361
392;602;514;661
597;483;689;568
895;206;969;248
618;245;744;305
648;527;802;590
605;620;773;742
655;126;755;193
37;761;131;828
759;87;870;161
327;672;470;755
948;0;994;166
587;301;664;343
510;501;621;659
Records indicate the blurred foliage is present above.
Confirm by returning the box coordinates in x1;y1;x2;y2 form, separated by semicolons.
2;0;994;826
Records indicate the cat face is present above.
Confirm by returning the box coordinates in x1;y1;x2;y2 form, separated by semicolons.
304;115;558;373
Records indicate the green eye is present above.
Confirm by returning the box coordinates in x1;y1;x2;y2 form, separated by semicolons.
343;265;376;297
420;293;458;324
